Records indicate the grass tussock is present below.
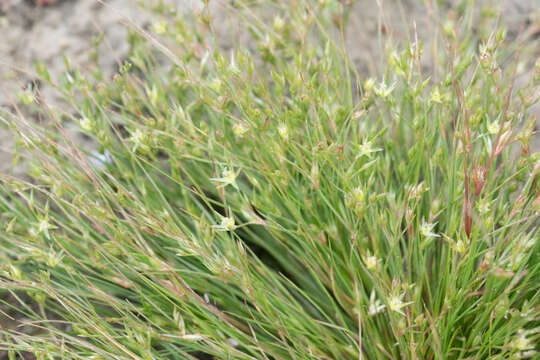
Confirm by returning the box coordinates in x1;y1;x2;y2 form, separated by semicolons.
0;1;539;359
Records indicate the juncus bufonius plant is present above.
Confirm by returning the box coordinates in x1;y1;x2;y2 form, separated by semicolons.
0;1;538;359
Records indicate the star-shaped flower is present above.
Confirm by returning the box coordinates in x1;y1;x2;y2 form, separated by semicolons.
387;292;411;316
213;216;236;232
211;168;239;190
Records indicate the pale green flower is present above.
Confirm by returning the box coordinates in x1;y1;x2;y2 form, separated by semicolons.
363;252;379;271
364;78;375;93
232;123;249;138
151;21;167;35
430;87;443;103
46;250;63;268
37;218;53;234
454;239;467;254
387;293;410;316
146;85;159;105
80;117;94;132
278;123;289;140
18;90;35;105
487;121;500;135
129;128;147;152
273;16;285;32
345;187;366;211
511;329;534;352
211;167;239;189
214;216;236;231
374;81;396;98
477;199;490;214
420;221;440;239
39;220;49;233
357;139;381;158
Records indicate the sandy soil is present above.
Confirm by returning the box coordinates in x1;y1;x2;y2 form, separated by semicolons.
0;0;147;176
0;0;538;177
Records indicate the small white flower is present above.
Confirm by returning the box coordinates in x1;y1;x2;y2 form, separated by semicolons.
146;85;159;105
273;16;285;31
80;117;94;132
210;167;239;189
345;186;367;212
511;329;534;352
364;253;379;271
364;78;375;92
38;219;51;234
214;216;236;231
454;239;467;254
131;129;145;144
487;121;500;135
18;90;34;105
232;122;249;138
277;123;289;140
420;221;440;239
357;139;380;158
368;291;385;316
352;187;365;203
46;250;63;268
129;129;148;152
477;199;490;214
387;293;410;315
151;20;167;35
430;87;443;103
374;81;396;98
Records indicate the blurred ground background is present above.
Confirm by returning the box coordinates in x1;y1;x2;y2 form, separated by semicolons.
0;0;538;179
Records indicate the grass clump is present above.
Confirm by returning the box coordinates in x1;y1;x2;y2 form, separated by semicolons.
1;1;539;359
